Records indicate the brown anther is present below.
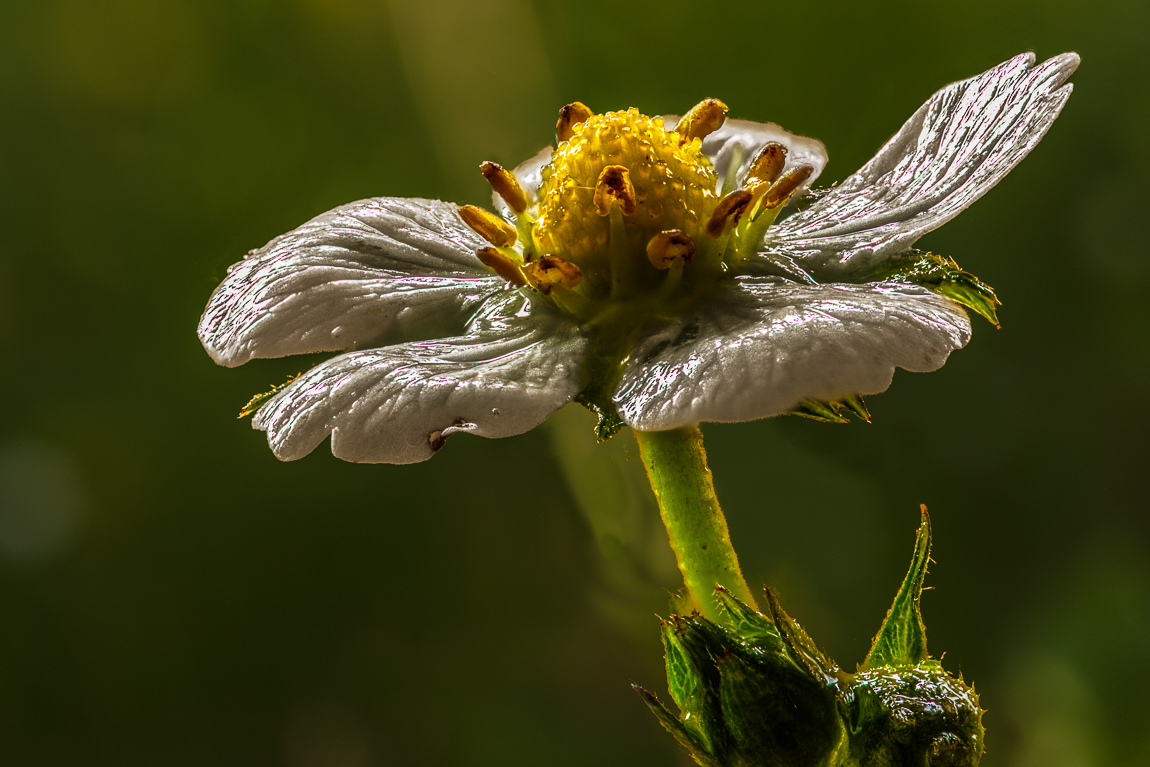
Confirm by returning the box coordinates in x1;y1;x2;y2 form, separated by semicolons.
705;189;753;238
593;165;638;216
480;161;528;214
762;164;815;209
458;205;517;247
646;229;697;269
556;101;593;143
476;246;526;286
746;142;788;185
674;98;729;142
525;256;582;294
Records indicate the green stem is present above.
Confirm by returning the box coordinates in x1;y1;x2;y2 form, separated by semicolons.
633;426;758;622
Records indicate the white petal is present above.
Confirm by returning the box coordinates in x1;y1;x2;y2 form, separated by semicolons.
615;277;971;431
252;293;588;464
768;53;1079;276
199;197;502;367
494;145;553;217
690;116;829;194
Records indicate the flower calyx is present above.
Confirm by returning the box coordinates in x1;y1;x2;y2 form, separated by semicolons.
635;509;985;767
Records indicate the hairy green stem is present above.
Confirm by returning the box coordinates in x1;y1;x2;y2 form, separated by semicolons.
633;426;757;622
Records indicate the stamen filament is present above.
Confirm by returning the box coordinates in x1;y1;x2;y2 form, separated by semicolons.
607;202;632;296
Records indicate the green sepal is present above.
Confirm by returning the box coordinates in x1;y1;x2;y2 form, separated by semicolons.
715;586;783;650
633;684;723;767
238;373;301;418
762;588;840;683
862;507;931;670
789;395;871;424
876;251;1000;326
661;616;729;755
642;513;985;766
716;650;845;767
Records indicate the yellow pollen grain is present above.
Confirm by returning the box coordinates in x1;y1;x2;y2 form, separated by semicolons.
556;102;593;142
459;205;517;247
746;142;787;186
674;98;729;143
706;189;753;238
476;246;526;286
646;229;697;269
763;164;814;209
526;255;582;294
593;165;638;216
480;161;528;214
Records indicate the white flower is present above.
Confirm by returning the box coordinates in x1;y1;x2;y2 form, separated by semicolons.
198;53;1078;464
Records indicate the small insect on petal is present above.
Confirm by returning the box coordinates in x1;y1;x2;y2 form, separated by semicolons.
480;161;529;214
556;101;593;143
762;164;814;209
526;256;582;294
593;165;638;216
458;205;518;247
675;98;729;143
746;142;788;186
706;189;753;238
476;246;526;286
646;229;697;269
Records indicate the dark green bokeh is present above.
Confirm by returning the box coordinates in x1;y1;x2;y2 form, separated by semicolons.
1;1;1147;765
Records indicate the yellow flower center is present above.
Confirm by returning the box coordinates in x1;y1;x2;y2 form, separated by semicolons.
532;108;719;269
462;99;815;330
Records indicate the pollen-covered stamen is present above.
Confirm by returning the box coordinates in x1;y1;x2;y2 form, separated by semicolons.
476;246;526;287
762;164;815;210
556;101;593;142
526;256;582;295
706;189;753;238
675;98;729;143
646;229;697;269
459;205;517;247
480;161;529;214
746;142;788;186
593;165;638;216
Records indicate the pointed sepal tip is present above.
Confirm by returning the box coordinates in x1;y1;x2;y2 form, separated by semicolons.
863;505;932;670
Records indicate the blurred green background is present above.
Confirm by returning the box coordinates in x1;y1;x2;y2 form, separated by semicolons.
1;0;1147;764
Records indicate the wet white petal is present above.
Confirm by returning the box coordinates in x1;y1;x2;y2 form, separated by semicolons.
252;294;587;464
693;117;828;194
199;197;501;367
768;53;1079;276
615;277;971;431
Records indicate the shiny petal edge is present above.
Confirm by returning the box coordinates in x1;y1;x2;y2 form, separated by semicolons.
615;277;971;431
199;197;502;367
251;295;587;464
767;53;1079;277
